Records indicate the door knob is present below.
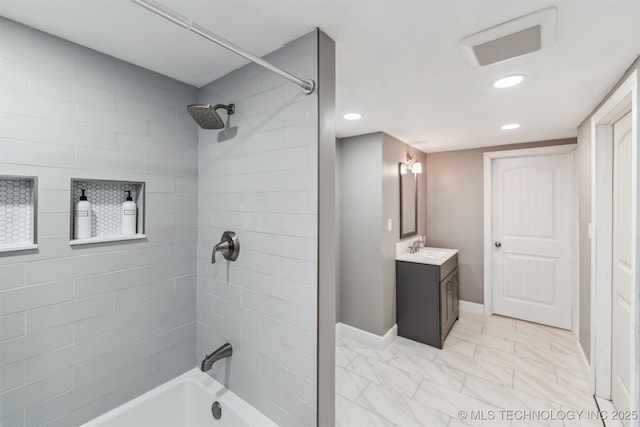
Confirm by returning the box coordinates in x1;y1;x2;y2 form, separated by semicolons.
495;241;502;248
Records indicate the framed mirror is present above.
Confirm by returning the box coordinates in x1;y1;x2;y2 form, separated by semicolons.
399;163;417;238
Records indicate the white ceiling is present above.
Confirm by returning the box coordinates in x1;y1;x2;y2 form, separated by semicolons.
1;0;639;152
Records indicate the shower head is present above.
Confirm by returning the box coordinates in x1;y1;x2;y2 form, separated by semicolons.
187;103;235;129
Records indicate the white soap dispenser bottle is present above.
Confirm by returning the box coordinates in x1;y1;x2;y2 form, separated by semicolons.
121;190;137;235
74;189;92;239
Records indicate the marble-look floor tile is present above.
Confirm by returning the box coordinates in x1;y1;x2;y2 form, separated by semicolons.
449;328;515;354
559;406;605;427
483;315;517;330
515;320;574;341
510;420;557;427
548;338;580;357
461;375;563;426
389;352;467;392
512;372;596;413
340;337;396;362
448;418;472;427
474;345;557;383
336;365;370;401
336;338;359;368
515;343;582;373
481;323;553;351
346;355;422;397
335;314;596;427
413;380;510;426
443;336;477;357
555;367;590;393
335;394;396;427
454;317;484;333
390;336;439;361
436;348;514;386
595;397;624;427
356;380;450;427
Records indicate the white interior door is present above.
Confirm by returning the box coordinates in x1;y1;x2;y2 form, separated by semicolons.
611;111;632;425
491;153;573;329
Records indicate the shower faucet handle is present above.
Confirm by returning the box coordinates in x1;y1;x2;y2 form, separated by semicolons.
212;231;240;264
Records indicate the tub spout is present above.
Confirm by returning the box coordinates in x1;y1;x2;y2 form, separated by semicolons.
201;343;233;372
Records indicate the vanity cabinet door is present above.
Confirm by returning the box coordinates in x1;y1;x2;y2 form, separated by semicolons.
440;275;451;334
441;268;458;340
452;268;459;319
396;260;458;349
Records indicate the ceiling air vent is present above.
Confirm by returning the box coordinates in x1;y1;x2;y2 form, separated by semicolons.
460;6;557;67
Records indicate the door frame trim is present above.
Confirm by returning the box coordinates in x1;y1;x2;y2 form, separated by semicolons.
590;70;638;418
482;144;578;332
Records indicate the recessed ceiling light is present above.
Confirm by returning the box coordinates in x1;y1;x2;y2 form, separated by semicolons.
501;123;521;130
493;74;526;88
344;113;362;120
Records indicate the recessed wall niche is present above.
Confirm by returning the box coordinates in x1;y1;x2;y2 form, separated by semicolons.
0;175;38;252
70;178;146;245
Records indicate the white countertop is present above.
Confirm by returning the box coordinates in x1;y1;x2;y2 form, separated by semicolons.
395;246;458;266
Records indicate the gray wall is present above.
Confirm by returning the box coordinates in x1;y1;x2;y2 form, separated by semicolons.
0;17;198;427
425;138;576;304
338;133;383;334
196;31;319;427
338;132;426;336
575;56;640;360
381;133;427;334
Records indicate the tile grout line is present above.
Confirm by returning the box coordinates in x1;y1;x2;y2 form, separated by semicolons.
345;381;398;427
411;377;424;399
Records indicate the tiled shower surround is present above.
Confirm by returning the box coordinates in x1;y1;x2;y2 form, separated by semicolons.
196;32;319;426
0;15;200;426
0;16;321;427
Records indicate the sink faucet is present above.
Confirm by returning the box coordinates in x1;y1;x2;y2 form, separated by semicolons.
201;343;233;372
408;240;421;254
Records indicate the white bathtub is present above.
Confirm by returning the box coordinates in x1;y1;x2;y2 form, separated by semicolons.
80;368;278;427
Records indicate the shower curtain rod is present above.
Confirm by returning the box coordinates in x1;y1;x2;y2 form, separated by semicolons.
131;0;316;95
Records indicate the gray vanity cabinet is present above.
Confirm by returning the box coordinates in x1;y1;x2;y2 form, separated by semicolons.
395;254;458;349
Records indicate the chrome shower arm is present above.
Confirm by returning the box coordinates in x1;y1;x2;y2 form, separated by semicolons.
213;104;235;115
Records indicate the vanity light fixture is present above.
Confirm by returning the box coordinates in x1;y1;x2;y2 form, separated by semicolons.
493;74;526;88
344;112;362;120
400;153;422;174
500;123;521;130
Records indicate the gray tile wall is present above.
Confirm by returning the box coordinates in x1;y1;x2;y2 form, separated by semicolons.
0;17;198;427
196;31;319;426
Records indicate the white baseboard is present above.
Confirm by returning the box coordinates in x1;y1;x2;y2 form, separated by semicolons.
335;322;397;350
459;300;484;315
